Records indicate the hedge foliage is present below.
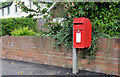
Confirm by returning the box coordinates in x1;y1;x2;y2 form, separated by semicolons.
1;17;37;36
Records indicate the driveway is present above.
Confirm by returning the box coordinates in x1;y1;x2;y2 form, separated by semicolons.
1;59;114;76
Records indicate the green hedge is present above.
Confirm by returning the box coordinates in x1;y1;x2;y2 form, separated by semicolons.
1;17;37;36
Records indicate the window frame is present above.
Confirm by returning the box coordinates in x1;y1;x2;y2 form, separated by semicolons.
2;8;4;16
15;5;17;13
8;7;10;15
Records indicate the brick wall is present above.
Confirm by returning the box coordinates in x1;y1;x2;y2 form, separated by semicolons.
0;36;120;76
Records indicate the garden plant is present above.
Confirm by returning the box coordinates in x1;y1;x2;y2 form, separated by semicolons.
12;2;120;61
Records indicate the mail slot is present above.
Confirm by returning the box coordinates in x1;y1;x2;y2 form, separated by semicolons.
73;17;92;48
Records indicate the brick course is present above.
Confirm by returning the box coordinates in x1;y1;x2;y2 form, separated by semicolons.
0;36;120;76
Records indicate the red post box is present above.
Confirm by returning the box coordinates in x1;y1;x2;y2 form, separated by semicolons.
73;17;92;48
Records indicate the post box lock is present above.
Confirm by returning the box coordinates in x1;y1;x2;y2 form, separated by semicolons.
73;17;92;48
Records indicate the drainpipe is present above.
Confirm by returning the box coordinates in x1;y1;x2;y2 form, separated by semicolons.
30;0;32;15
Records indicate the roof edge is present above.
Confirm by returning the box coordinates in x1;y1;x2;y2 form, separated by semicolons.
0;2;13;9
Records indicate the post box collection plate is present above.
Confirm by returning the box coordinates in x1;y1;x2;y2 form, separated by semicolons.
76;33;81;43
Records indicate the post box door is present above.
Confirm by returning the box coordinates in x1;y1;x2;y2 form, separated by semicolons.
73;23;84;48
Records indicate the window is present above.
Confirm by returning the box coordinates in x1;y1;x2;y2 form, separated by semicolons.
2;8;4;16
15;5;17;13
8;7;10;15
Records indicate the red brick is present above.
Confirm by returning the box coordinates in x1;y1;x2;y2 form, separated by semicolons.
19;52;23;55
117;38;120;50
69;61;73;65
106;67;118;72
58;64;63;67
116;41;119;50
119;64;120;67
30;50;38;53
28;53;33;56
78;59;82;62
107;54;118;58
52;52;59;56
35;57;40;60
108;50;118;54
2;52;6;55
110;38;116;49
97;49;107;53
106;63;118;67
102;38;110;49
94;61;106;66
107;59;118;63
119;74;120;76
65;58;72;61
85;64;95;68
95;57;107;62
60;53;68;57
82;59;88;64
51;63;58;66
95;52;106;57
53;56;65;61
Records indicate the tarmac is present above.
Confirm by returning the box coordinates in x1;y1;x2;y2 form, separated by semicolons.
1;59;116;76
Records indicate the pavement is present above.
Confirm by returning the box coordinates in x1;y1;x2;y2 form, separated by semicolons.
1;59;115;76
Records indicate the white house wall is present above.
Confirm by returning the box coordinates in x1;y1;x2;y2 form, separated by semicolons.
0;0;48;19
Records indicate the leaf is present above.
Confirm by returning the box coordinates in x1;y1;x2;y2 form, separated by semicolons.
11;62;14;64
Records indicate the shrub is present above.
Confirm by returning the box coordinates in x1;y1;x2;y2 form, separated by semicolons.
1;17;37;36
11;27;36;36
43;2;120;60
45;2;120;48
